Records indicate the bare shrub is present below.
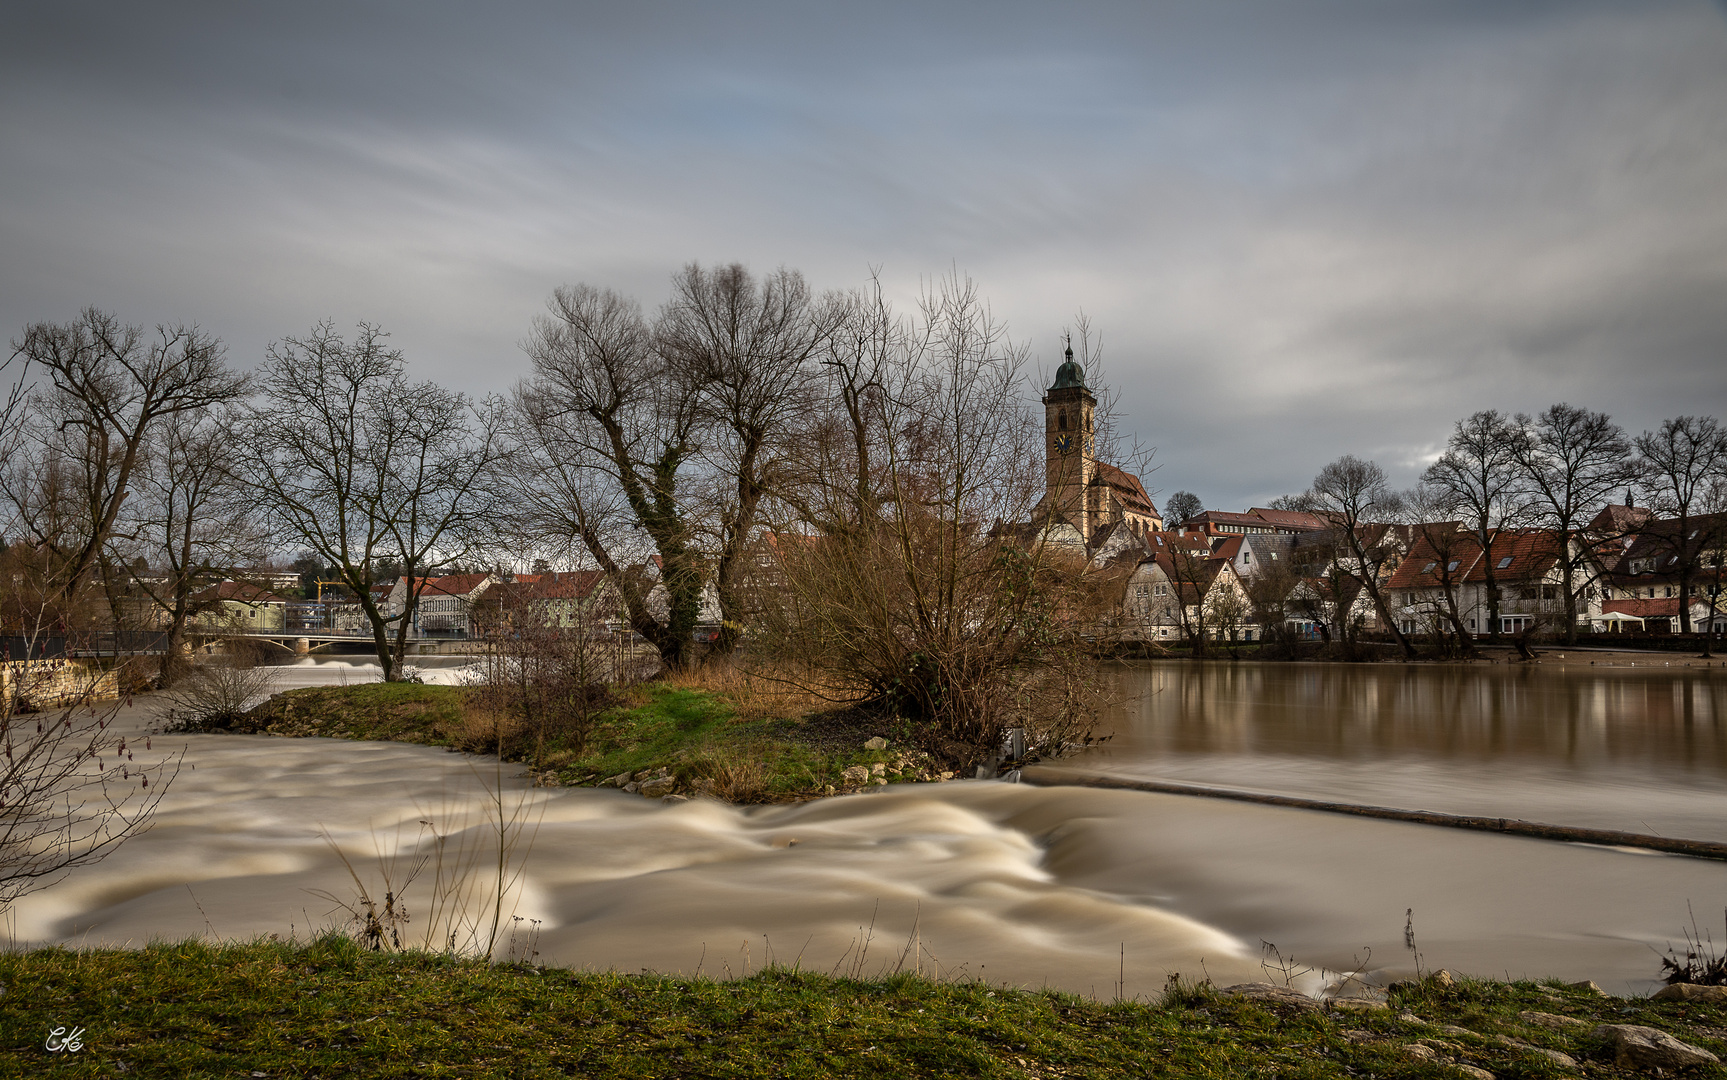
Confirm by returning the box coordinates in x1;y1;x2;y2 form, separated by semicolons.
468;583;616;767
756;274;1109;772
1662;904;1727;987
163;658;280;732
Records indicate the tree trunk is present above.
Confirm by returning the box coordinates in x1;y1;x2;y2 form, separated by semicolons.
1560;558;1580;646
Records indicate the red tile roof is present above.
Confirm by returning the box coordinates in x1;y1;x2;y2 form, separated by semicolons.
1459;530;1562;584
1147;530;1213;555
192;580;290;604
525;570;606;600
1093;462;1156;514
1384;533;1479;590
1247;507;1330;531
1209;534;1244;561
410;573;493;598
1602;597;1682;619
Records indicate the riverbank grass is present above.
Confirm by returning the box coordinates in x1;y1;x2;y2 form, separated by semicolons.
5;937;1725;1077
236;676;941;802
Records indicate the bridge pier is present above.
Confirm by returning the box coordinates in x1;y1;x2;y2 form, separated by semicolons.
295;637;310;656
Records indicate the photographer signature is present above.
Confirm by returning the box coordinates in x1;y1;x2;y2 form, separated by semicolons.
46;1025;86;1052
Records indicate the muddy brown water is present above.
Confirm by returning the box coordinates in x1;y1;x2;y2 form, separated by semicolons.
13;657;1726;997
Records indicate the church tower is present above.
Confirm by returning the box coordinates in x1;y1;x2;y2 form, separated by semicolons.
1043;339;1096;539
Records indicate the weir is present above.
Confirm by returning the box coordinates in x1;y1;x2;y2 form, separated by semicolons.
1023;765;1727;861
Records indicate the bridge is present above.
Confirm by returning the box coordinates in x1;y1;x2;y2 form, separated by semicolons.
193;629;470;657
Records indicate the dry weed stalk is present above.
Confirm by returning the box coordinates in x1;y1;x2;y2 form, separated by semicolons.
310;758;545;960
1661;903;1727;986
662;660;832;724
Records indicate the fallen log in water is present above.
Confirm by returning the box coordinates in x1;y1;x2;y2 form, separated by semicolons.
1019;766;1727;862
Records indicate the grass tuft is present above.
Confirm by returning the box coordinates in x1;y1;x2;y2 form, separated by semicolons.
5;938;1726;1077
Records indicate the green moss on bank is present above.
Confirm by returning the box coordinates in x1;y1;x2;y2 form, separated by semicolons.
239;682;947;802
242;682;468;744
3;938;1724;1078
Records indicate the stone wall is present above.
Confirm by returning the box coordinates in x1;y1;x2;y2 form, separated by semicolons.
1;658;122;709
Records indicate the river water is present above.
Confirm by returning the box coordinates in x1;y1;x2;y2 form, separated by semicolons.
12;657;1727;998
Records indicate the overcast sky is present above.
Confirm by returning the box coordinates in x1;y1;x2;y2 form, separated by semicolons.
4;1;1725;512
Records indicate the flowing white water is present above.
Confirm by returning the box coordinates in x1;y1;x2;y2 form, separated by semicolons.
13;659;1727;997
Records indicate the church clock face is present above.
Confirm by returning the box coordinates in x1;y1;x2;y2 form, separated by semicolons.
1053;434;1073;454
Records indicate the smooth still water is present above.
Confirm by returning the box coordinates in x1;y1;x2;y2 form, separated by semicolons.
1087;660;1727;842
13;658;1727;997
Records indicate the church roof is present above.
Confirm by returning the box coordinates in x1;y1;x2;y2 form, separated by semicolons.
1050;344;1086;390
1092;462;1156;514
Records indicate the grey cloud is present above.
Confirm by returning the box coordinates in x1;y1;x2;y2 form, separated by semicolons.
3;1;1724;510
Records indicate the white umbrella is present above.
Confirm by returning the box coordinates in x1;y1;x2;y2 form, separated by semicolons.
1596;611;1646;631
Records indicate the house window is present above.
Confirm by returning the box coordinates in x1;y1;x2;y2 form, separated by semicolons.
1446;560;1460;572
1423;562;1436;573
1468;619;1476;629
1497;556;1513;569
1154;584;1168;596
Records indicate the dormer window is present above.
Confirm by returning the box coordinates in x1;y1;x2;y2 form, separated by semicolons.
1423;562;1436;573
1446;560;1460;572
1497;556;1513;569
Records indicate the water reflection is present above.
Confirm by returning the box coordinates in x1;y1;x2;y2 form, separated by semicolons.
1091;661;1727;839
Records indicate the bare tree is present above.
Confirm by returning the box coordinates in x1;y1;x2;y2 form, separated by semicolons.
1697;477;1727;658
761;272;1100;767
1;347;178;910
1163;491;1204;528
1305;455;1416;658
1508;404;1635;644
2;309;244;618
1423;410;1525;641
1160;544;1218;657
773;279;898;536
240;322;503;681
511;286;707;670
657;264;840;655
1634;416;1727;634
1400;483;1477;656
116;406;263;685
1286;535;1363;650
1242;539;1302;652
